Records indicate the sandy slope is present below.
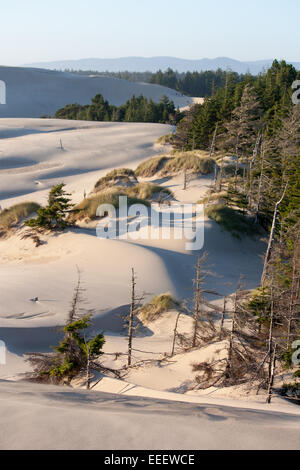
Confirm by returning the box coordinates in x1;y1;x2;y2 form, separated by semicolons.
0;66;191;118
0;118;265;382
0;118;173;204
0;380;299;450
1;117;298;449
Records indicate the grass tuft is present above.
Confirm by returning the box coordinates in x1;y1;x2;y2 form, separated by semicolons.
94;168;137;192
135;151;214;178
0;202;41;231
138;293;179;324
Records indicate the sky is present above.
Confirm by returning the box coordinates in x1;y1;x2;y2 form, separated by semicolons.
1;0;299;65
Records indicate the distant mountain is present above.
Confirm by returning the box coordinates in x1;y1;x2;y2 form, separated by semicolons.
25;57;300;74
0;66;191;118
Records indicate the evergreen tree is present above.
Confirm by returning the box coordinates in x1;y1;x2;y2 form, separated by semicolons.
26;183;74;230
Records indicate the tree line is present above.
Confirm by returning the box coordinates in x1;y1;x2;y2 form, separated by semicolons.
68;67;245;97
54;93;180;124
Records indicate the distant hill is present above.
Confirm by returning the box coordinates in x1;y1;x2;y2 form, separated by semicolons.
25;57;300;74
0;66;191;118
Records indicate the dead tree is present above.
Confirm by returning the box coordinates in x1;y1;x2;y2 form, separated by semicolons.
261;184;288;285
85;339;91;390
254;140;266;224
171;312;182;357
248;132;262;208
183;169;187;190
192;256;206;348
128;268;136;367
219;296;228;340
210;123;218;158
217;160;224;192
266;343;277;404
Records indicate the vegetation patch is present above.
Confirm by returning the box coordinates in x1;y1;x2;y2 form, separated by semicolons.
135;151;214;178
162;152;214;176
281;382;300;399
206;204;261;239
0;202;40;232
135;155;170;177
69;189;150;222
94;168;137;193
138;293;179;324
125;183;172;201
156;133;174;145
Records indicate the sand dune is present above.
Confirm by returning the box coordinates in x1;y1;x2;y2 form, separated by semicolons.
1;117;298;450
0;118;173;204
0;380;299;450
0;66;191;118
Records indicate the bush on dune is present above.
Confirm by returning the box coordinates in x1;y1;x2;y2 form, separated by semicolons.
206;204;261;239
0;202;41;231
138;293;180;324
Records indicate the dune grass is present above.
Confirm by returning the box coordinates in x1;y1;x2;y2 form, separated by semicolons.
206;204;261;239
135;151;214;178
0;202;41;231
135;155;170;177
162;152;214;176
94;168;137;192
156;133;174;145
125;182;172;200
71;182;173;222
70;190;149;221
138;293;180;324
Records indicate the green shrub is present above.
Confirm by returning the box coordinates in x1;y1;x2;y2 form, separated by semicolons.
281;382;300;398
206;204;261;239
26;184;73;231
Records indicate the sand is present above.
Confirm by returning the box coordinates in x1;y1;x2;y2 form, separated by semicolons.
0;117;298;450
0;66;192;118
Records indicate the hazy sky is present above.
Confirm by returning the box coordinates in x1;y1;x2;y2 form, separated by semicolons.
1;0;299;65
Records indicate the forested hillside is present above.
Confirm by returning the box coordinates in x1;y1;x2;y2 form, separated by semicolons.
68;68;245;97
172;60;300;392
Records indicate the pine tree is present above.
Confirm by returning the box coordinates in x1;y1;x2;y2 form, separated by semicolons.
26;183;74;230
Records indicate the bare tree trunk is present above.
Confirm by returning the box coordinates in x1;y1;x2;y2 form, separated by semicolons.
171;313;181;356
261;184;288;285
192;258;202;348
219;297;227;340
128;268;136;367
287;240;298;347
248;133;261;209
86;345;91;390
226;293;237;375
210;123;218;158
266;343;277;404
183;169;187;191
254;142;266;224
218;161;224;192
